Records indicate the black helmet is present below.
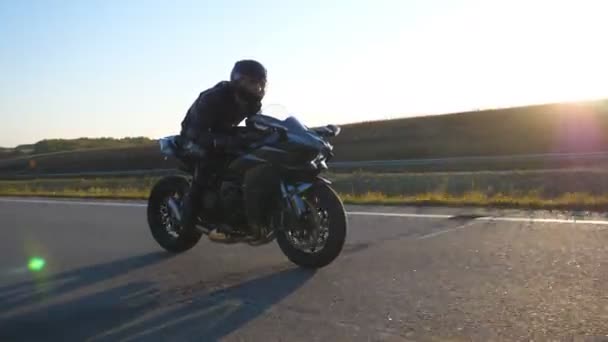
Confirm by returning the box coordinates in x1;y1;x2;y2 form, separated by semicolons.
230;59;267;101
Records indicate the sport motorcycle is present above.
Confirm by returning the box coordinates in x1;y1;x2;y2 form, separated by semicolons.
147;108;347;268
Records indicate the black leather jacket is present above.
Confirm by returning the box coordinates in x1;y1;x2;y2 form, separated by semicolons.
180;81;261;149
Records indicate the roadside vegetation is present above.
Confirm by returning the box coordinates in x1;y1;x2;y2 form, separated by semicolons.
0;137;154;160
2;98;608;174
3;169;608;211
3;99;608;210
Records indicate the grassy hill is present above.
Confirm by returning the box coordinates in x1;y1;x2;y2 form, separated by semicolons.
0;137;155;159
1;98;608;175
330;99;608;161
0;148;23;160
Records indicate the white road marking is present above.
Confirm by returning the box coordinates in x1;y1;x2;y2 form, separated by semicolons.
349;211;608;226
476;216;608;226
2;197;608;226
417;221;478;240
348;211;452;219
0;198;146;208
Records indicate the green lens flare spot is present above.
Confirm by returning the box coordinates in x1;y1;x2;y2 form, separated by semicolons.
28;257;46;272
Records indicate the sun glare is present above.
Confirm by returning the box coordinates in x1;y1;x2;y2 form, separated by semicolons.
492;0;608;106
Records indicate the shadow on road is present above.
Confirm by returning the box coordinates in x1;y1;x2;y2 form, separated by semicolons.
0;280;159;342
0;251;171;315
0;266;315;342
92;267;316;342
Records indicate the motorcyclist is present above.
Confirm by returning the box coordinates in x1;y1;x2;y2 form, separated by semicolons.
179;59;267;242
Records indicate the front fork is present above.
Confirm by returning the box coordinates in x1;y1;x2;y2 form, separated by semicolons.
280;181;313;220
279;181;322;238
280;176;331;221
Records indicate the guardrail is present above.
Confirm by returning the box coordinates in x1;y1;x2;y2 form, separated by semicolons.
1;151;608;180
331;151;608;167
0;169;182;180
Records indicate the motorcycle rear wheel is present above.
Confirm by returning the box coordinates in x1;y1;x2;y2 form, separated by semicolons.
147;175;203;253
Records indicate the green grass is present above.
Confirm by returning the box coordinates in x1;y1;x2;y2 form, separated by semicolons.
328;168;608;198
341;191;608;211
3;170;608;211
0;177;155;199
2;185;606;211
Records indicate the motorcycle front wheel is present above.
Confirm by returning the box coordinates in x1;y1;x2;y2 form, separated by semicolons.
276;183;347;269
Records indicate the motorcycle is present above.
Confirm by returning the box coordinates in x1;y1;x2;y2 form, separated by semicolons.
146;108;347;269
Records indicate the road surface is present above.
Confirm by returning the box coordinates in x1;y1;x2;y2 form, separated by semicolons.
1;197;608;341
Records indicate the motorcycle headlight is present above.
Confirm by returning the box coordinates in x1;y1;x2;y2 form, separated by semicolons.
310;152;328;169
318;159;328;169
310;152;323;163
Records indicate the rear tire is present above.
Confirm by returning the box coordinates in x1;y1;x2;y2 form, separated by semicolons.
147;175;203;253
277;183;347;269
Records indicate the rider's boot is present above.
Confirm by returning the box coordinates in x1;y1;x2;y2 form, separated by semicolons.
208;222;252;243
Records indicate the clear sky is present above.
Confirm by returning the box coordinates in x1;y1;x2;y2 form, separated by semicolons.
1;0;607;147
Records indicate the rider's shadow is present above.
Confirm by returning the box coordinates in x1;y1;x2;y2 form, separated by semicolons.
0;264;315;342
0;251;171;314
0;280;161;342
91;267;316;342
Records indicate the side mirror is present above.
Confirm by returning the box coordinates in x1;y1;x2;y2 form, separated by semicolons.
159;136;178;156
314;125;341;137
328;124;341;136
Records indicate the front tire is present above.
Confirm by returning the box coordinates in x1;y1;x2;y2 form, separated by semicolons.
277;183;347;269
147;175;203;253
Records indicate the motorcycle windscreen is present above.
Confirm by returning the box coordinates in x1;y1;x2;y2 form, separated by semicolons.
282;116;309;133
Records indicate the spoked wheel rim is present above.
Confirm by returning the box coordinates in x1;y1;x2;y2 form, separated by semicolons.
158;192;183;240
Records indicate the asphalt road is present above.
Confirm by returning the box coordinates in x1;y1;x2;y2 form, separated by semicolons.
1;198;608;341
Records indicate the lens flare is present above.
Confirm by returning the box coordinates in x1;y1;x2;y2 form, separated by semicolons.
28;257;46;272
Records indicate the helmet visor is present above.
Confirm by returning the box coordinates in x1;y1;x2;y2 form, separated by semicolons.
235;74;266;99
